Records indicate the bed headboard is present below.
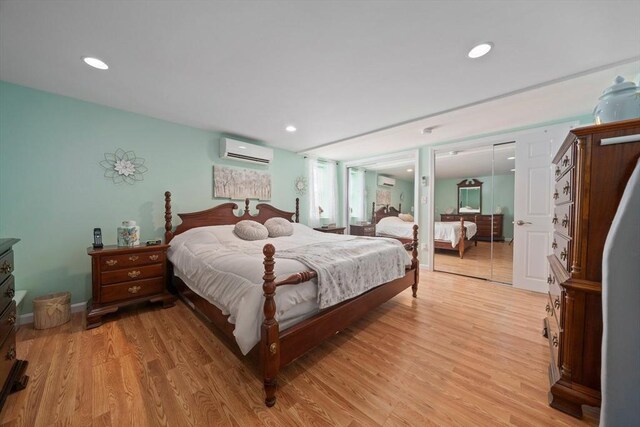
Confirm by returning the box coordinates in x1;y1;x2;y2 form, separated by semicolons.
164;191;299;242
372;202;402;224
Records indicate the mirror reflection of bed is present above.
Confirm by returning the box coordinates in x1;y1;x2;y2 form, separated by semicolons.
434;143;515;284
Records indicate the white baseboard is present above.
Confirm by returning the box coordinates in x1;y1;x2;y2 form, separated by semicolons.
18;301;87;326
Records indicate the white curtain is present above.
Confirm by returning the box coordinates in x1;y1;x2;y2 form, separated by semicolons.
307;158;337;227
349;168;366;223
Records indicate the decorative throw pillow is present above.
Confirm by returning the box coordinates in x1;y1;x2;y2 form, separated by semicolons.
264;217;294;237
398;213;414;222
234;220;269;241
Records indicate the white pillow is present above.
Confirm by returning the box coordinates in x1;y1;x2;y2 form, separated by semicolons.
264;217;294;237
234;220;269;241
398;213;414;222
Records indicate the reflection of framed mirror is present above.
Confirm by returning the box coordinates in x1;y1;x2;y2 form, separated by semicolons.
457;179;482;213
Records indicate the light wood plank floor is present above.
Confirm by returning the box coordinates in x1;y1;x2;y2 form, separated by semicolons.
435;241;513;284
1;271;599;426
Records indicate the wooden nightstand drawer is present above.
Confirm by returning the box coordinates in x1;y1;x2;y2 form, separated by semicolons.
0;250;14;287
101;251;165;271
0;302;17;345
0;276;15;314
101;263;164;285
101;277;165;303
350;224;376;237
0;327;16;387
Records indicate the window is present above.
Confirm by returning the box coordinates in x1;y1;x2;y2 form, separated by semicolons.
348;168;366;223
307;158;337;227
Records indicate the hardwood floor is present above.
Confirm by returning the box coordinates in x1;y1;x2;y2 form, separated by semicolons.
435;241;513;284
1;270;598;426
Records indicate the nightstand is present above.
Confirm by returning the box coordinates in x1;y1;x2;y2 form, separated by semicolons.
350;224;376;237
313;227;346;235
86;244;176;329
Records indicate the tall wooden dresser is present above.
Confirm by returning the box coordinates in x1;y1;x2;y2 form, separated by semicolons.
0;239;28;411
545;118;640;417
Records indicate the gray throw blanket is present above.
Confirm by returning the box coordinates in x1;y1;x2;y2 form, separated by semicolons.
276;237;411;309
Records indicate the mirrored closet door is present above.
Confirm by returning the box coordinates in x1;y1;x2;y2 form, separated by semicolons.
433;142;515;284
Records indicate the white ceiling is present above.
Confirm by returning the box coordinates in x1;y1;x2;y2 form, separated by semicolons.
1;1;639;157
365;160;415;181
435;143;515;179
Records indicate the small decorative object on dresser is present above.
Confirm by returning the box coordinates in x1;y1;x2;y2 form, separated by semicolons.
312;226;346;235
545;118;640;418
117;220;140;247
350;224;376;237
0;238;28;411
86;244;176;329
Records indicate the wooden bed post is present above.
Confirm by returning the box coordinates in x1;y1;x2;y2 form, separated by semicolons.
261;244;280;407
164;191;173;243
399;203;402;213
412;224;419;297
459;217;466;259
295;198;299;223
371;202;375;223
244;198;250;215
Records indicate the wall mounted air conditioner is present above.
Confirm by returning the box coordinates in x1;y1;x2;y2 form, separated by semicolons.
377;176;396;187
220;138;273;165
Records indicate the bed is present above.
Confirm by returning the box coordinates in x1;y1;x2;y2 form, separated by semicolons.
163;192;419;407
433;217;477;259
372;203;416;249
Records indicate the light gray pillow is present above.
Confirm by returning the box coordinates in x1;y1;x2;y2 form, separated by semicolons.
234;220;269;241
264;217;294;237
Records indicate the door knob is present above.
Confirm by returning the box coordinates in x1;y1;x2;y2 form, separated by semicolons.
516;220;532;226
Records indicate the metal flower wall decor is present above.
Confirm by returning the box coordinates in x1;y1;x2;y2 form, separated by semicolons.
100;149;147;184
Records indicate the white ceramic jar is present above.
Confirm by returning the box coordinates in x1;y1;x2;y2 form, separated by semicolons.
117;220;140;247
593;76;640;124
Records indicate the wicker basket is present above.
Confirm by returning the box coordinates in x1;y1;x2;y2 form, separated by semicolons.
33;292;71;329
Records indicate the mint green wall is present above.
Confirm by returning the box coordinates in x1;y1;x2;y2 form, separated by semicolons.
434;174;515;239
364;171;414;219
0;81;307;313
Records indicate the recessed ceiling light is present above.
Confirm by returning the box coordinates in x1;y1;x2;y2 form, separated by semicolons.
82;56;109;70
510;168;516;172
407;168;413;172
508;156;515;160
421;127;434;135
285;125;297;132
468;42;493;59
449;151;458;156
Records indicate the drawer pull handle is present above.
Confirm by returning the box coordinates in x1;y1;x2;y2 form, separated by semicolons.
563;182;570;195
5;288;14;298
545;304;551;314
562;215;569;228
6;347;15;360
552;215;558;225
555;166;561;176
106;259;118;266
547;275;553;285
128;270;141;279
554;298;560;309
542;327;548;338
553;191;559;200
149;255;159;261
0;261;12;274
560;248;567;261
562;155;569;167
7;314;16;325
552;240;558;249
552;334;559;347
128;285;141;294
128;255;139;261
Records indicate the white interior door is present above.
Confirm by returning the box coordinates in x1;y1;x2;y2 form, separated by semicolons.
512;123;576;292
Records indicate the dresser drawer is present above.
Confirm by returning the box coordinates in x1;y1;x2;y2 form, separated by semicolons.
552;233;571;271
0;250;14;287
547;292;562;330
101;263;164;285
100;250;165;271
545;314;560;366
0;276;15;314
0;301;17;345
552;203;573;238
554;145;574;180
553;172;574;205
101;277;165;303
0;326;16;385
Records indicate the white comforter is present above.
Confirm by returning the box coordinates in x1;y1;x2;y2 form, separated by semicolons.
434;221;477;247
376;216;416;239
168;223;410;354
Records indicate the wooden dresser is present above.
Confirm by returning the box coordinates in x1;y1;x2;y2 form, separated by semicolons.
0;239;28;411
312;227;346;235
350;224;376;237
545;118;640;417
86;244;176;329
440;213;503;241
